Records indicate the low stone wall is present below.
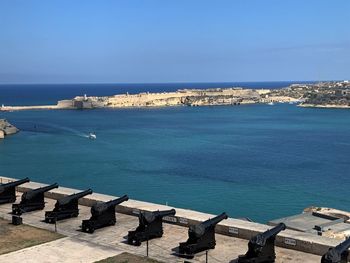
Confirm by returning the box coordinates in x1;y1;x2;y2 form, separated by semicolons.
0;176;347;259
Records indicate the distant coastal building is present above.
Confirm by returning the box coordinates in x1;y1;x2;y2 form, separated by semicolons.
73;99;93;109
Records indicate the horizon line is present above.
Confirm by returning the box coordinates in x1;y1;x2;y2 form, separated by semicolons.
0;79;338;86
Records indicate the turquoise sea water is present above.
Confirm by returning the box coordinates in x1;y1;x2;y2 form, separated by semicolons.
0;83;349;223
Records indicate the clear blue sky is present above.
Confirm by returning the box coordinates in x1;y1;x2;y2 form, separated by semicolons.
0;0;349;84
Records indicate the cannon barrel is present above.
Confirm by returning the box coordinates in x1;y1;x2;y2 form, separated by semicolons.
153;208;176;218
57;189;93;206
142;209;176;224
237;223;286;262
190;212;228;238
322;238;350;263
334;238;350;254
180;212;227;255
250;223;286;248
22;183;58;201
201;212;228;229
128;208;176;245
91;195;129;214
258;223;286;242
105;195;129;207
0;177;30;191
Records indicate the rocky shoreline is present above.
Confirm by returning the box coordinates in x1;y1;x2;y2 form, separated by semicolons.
0;119;19;139
298;104;350;109
1;81;350;111
0;87;299;111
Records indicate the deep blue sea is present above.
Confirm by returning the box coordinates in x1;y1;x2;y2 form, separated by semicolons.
1;82;349;223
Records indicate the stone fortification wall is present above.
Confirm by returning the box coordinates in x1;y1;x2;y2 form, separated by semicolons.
56;100;75;108
107;88;261;107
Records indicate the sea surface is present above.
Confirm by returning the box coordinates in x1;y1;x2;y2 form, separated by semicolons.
1;82;349;223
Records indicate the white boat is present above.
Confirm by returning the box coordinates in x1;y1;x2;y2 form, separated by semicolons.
88;133;96;139
267;102;275;106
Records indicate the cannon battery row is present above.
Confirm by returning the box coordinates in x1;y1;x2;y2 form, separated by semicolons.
0;178;349;263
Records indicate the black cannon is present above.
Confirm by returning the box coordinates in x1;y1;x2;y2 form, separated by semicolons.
0;178;30;204
128;208;176;246
12;183;59;215
45;189;93;223
238;223;286;263
82;195;129;233
179;212;228;256
321;238;350;263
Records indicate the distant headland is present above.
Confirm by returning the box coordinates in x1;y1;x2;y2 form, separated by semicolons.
1;81;350;111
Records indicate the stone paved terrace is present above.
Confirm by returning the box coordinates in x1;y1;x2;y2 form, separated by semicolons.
0;198;322;263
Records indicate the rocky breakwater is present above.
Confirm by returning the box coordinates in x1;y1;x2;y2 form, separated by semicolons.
0;119;19;139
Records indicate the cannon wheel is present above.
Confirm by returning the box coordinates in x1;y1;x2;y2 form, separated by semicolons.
155;230;163;237
87;226;95;234
127;237;141;246
133;239;142;246
127;238;133;245
209;243;215;249
13;210;21;216
82;223;95;234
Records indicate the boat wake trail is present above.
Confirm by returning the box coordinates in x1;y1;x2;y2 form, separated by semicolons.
16;121;89;138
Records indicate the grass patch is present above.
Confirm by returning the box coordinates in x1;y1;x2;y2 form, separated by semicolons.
0;218;63;255
95;252;163;263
